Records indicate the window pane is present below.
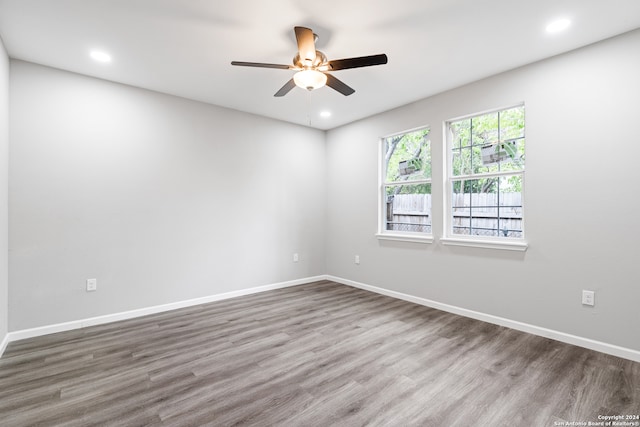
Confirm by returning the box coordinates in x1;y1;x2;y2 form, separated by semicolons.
500;106;525;140
471;112;499;146
472;145;499;174
451;176;522;238
385;184;431;233
450;119;471;148
452;147;473;177
496;138;525;172
478;138;525;172
385;128;431;182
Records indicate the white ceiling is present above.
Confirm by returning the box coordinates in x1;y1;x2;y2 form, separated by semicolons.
1;0;639;130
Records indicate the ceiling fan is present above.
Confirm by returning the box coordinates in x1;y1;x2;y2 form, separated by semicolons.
231;26;388;97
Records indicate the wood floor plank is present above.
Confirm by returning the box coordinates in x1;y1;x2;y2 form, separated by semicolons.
1;280;638;426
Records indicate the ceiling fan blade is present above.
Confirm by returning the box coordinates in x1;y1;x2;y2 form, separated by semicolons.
328;54;388;71
274;79;297;97
325;73;355;96
294;26;316;65
231;61;293;70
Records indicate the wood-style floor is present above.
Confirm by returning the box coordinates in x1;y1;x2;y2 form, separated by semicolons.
1;281;639;426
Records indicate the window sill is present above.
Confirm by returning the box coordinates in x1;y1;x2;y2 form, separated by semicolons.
440;237;528;251
376;233;434;244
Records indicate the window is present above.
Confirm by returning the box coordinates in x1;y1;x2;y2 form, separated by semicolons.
444;106;526;247
379;127;432;242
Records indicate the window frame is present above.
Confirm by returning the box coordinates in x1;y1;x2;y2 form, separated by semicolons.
442;105;528;251
376;125;434;244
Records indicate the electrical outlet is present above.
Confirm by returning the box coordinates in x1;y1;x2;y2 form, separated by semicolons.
293;253;299;263
86;278;97;292
355;255;360;265
582;290;594;306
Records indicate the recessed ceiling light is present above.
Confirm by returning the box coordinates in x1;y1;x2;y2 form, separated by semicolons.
90;50;112;63
320;111;331;118
546;18;571;33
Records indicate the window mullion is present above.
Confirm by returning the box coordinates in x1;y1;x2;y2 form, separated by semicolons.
452;170;523;181
385;178;432;186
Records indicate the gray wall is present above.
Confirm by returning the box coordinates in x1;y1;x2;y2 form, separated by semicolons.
9;61;326;330
7;30;640;354
0;37;8;343
326;29;640;352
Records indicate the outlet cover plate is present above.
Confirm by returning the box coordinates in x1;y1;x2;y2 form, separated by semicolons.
582;290;594;306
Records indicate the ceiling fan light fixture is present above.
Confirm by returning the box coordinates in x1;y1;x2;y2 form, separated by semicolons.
293;69;327;91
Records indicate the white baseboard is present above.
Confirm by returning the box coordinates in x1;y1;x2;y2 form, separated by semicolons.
327;275;640;363
6;275;327;344
5;274;639;363
0;332;8;358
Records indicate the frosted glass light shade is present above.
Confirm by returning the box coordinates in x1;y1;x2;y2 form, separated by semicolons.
293;70;327;91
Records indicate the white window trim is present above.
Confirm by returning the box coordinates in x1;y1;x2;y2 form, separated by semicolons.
376;232;434;244
442;105;528;251
377;126;433;243
440;237;528;251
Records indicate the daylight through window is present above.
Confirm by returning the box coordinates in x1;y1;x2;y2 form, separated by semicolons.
446;106;525;239
381;127;432;235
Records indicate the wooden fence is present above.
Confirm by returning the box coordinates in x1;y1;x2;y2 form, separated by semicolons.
387;193;522;237
386;194;432;233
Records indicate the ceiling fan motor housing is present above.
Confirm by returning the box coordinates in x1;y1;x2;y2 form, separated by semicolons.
293;51;327;69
